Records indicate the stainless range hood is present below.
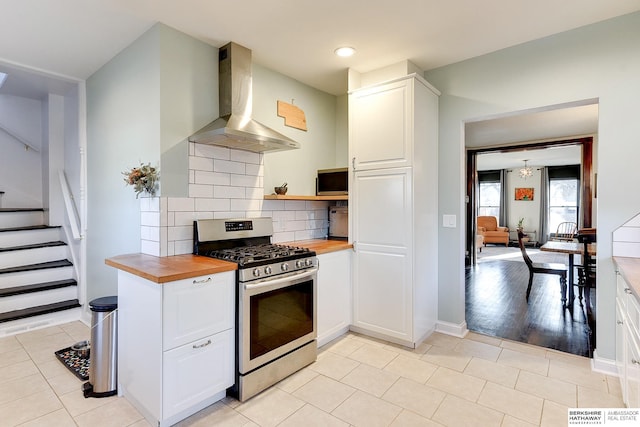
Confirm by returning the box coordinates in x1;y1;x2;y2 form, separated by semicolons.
188;42;300;153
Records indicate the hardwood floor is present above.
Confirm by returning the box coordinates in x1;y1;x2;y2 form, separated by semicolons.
465;248;595;357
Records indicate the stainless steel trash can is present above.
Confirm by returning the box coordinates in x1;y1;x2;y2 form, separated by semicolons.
83;296;117;398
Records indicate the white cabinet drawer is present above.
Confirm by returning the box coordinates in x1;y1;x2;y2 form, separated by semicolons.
163;329;234;419
163;271;234;351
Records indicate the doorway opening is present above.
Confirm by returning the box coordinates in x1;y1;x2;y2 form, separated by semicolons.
463;100;598;357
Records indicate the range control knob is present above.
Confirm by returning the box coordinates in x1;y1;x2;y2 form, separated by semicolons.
296;260;304;268
264;266;272;275
252;268;261;277
305;258;313;267
280;263;289;272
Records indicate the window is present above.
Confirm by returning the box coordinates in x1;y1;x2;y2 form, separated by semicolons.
548;165;580;233
478;171;501;220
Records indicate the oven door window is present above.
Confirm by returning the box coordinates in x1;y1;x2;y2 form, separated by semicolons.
249;279;314;360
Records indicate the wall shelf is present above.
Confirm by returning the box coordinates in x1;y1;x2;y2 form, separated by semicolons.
264;194;348;201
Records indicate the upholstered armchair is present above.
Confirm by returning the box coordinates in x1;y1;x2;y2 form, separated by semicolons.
477;216;509;247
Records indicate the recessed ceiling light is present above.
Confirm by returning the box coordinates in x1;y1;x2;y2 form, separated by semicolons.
334;46;356;57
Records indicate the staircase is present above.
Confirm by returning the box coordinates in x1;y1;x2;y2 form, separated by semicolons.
0;208;80;335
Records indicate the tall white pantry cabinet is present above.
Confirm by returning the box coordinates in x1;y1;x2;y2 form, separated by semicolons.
349;73;439;347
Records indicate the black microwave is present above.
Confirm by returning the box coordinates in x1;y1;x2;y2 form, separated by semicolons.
316;167;348;195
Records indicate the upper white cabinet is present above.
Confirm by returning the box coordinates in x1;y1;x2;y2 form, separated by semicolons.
350;78;413;170
349;73;439;347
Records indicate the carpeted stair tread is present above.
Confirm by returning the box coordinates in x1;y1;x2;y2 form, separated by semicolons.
0;279;77;297
0;259;73;275
0;299;81;323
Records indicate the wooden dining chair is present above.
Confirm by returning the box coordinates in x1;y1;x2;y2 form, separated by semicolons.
517;230;568;305
552;222;578;242
576;232;596;311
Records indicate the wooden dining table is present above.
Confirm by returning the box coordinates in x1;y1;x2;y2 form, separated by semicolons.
539;240;596;306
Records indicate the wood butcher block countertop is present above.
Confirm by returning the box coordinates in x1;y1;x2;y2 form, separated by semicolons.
288;239;353;254
105;240;350;284
105;253;237;283
614;256;640;299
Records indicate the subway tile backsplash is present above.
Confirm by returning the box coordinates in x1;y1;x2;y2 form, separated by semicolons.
140;142;330;256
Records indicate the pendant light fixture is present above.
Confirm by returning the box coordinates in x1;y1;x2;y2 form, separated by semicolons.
519;160;534;179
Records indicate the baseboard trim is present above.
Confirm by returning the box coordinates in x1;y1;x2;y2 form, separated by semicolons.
435;320;469;338
0;307;82;337
349;325;416;348
80;308;91;327
591;349;618;376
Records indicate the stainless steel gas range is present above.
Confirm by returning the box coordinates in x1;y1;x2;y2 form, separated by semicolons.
193;218;318;401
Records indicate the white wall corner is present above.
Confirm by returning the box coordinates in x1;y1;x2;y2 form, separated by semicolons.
435;320;469;338
590;349;618;376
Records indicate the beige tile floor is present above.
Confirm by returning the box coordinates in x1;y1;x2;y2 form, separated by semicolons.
0;321;624;426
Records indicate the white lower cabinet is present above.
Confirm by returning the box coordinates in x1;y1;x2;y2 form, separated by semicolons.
351;167;432;346
626;329;640;408
162;274;234;351
615;270;640;408
118;270;235;427
163;329;234;419
317;250;352;347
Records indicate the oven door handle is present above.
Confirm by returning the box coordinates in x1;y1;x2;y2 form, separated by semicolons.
244;267;318;291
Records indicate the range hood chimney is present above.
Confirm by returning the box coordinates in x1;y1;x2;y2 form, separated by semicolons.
188;42;300;152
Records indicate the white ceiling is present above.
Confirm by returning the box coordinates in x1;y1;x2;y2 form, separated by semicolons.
1;1;639;98
466;101;599;148
467;100;598;167
476;145;583;171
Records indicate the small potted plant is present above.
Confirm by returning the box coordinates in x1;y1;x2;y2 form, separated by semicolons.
517;218;529;242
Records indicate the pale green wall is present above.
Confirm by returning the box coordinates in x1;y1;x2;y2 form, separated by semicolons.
86;26;161;301
254;65;338;195
425;11;640;360
159;25;217;196
86;24;215;300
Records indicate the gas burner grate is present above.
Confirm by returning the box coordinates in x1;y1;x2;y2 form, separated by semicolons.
204;243;312;267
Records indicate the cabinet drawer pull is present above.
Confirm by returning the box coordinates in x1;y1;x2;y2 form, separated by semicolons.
193;277;212;285
632;359;640;365
193;339;212;349
617;320;624;325
625;288;632;294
